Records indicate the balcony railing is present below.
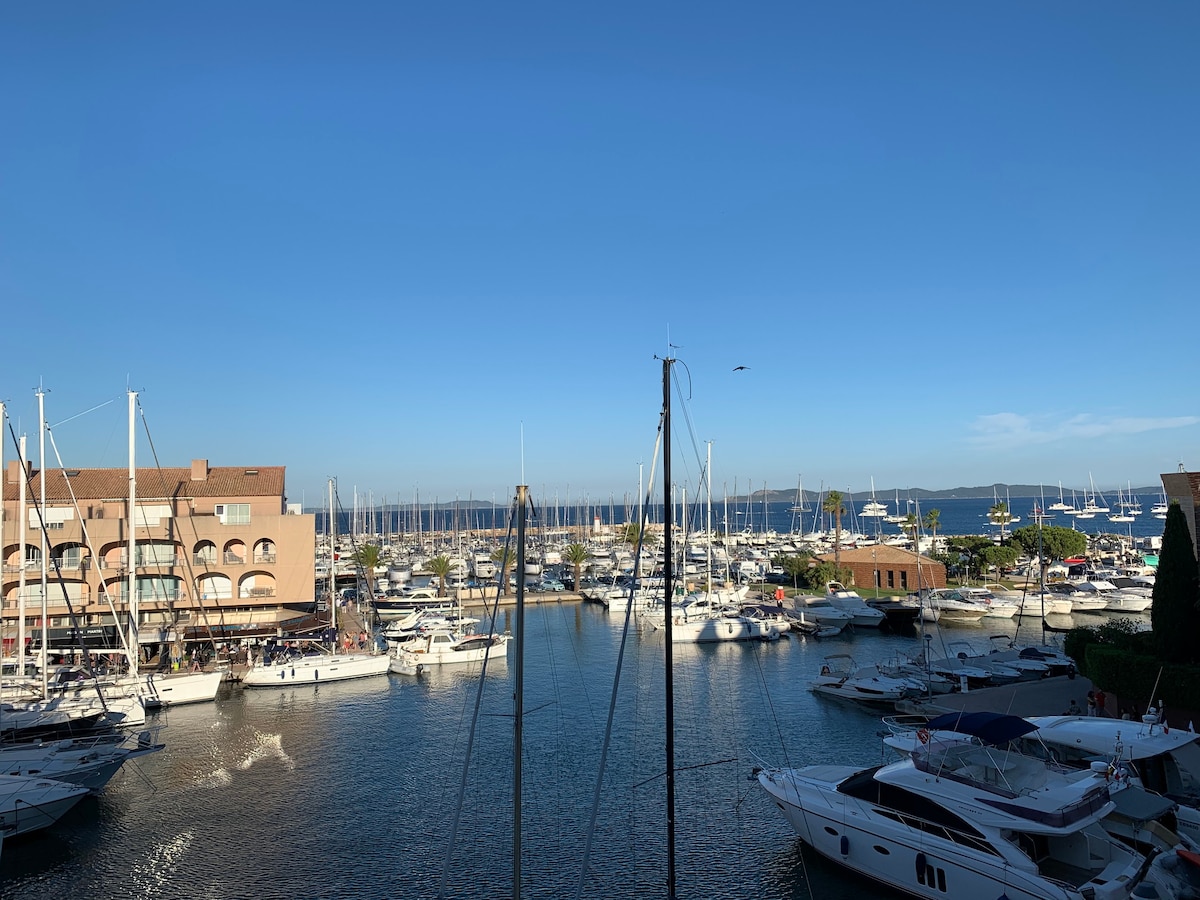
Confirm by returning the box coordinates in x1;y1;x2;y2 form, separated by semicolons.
3;562;42;574
223;553;246;565
253;553;277;564
193;554;217;566
136;556;181;568
243;587;277;598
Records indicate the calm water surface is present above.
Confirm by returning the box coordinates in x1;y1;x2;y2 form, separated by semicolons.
2;602;1126;899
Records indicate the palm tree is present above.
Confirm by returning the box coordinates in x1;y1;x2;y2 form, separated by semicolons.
823;490;846;571
902;513;919;545
989;501;1013;536
492;546;515;593
564;543;589;592
622;521;658;547
350;543;383;599
923;508;941;555
427;554;453;598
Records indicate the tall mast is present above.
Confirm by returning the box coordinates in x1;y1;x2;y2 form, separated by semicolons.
126;390;139;674
329;478;337;637
17;433;27;675
661;357;677;900
38;389;49;697
513;484;528;900
705;441;713;592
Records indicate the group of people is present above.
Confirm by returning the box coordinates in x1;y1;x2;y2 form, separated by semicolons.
1065;688;1114;717
341;630;369;651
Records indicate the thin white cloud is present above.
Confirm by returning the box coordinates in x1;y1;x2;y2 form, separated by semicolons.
968;413;1200;449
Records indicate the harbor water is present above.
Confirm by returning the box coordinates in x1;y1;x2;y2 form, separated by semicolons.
323;495;1168;543
1;600;1126;899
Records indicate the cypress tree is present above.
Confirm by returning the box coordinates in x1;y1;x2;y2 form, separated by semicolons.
1151;501;1200;663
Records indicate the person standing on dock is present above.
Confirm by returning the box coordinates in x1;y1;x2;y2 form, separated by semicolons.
1086;691;1096;716
1095;688;1107;717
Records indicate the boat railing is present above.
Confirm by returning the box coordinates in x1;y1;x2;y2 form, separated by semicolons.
872;806;999;856
880;713;930;737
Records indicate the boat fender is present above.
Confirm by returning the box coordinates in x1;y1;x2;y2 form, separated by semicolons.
839;835;849;856
915;852;926;879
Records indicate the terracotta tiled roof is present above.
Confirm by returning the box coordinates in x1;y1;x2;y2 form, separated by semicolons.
817;544;941;566
3;466;286;501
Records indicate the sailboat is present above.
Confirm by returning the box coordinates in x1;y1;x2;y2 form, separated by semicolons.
859;477;888;518
1108;485;1136;523
242;478;389;688
884;490;909;524
123;392;224;706
1048;480;1076;513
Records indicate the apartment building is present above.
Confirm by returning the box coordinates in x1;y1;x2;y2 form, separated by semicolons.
1;458;315;651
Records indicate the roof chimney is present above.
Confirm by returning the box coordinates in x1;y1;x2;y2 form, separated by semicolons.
191;459;209;481
7;459;29;485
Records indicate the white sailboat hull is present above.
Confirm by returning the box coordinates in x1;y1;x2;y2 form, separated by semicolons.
242;653;390;687
138;670;226;706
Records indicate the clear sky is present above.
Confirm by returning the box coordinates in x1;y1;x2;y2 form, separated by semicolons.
2;2;1197;509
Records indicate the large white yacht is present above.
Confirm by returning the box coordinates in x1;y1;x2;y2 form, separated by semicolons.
758;711;1150;900
1025;714;1200;846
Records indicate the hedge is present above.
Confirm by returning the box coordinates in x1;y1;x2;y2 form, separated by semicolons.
1084;644;1200;717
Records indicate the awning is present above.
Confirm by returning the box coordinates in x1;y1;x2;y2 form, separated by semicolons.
926;711;1038;745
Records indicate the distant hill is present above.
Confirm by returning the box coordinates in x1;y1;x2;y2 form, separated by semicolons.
307;483;1164;513
738;484;1164;504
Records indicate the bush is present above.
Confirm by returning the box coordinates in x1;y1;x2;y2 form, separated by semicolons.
1084;645;1200;717
1063;621;1154;678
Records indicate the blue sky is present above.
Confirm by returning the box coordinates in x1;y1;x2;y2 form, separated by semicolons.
2;2;1197;509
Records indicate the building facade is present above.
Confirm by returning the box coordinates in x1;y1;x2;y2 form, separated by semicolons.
818;544;947;593
1161;470;1200;560
2;458;314;652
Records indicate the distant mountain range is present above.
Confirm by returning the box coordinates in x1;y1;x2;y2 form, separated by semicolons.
309;483;1164;512
742;484;1164;504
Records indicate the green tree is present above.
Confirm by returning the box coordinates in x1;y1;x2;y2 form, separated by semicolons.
564;543;590;591
823;490;846;570
492;546;515;592
427;554;453;598
979;543;1020;577
923;509;941;553
988;500;1013;535
803;560;853;592
945;535;995;582
1151;502;1200;663
350;543;383;599
773;552;814;589
902;513;919;545
622;521;659;547
1010;525;1088;585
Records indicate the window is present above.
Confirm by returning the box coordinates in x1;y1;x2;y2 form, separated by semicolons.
216;503;250;525
900;570;909;590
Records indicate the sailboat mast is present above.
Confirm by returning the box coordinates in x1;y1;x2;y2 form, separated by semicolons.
661;357;677;900
17;433;27;675
513;484;528;900
37;389;49;697
329;478;337;637
126;390;139;674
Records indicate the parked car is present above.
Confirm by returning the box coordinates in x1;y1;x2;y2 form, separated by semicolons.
537;579;565;592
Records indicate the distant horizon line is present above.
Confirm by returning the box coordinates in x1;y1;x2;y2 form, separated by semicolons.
301;481;1169;511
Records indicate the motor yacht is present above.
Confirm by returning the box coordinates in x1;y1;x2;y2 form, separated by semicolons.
758;711;1151;900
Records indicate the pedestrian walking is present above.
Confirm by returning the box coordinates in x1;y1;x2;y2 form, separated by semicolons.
1095;688;1107;717
1086;691;1096;716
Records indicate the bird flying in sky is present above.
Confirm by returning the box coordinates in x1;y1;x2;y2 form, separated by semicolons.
732;366;749;371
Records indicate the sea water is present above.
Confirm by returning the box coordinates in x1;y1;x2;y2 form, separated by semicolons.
0;602;1127;899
